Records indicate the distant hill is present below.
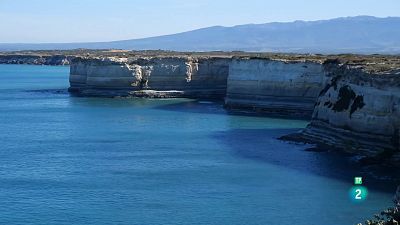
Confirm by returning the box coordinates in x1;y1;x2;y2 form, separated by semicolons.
1;16;400;54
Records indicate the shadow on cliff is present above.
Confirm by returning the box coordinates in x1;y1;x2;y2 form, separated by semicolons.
211;128;399;194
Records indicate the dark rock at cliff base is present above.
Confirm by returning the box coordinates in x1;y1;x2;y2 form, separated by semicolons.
363;186;400;225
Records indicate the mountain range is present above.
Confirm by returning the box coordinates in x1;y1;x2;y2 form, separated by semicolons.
1;16;400;54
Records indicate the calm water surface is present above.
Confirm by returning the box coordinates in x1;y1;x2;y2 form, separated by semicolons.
0;64;397;225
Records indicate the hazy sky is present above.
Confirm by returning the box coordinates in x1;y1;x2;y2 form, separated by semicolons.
1;0;400;43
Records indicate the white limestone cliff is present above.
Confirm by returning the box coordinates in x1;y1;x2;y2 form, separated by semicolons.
69;56;230;98
225;58;326;118
298;61;400;164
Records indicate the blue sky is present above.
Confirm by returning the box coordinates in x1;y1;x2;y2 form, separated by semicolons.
1;0;399;43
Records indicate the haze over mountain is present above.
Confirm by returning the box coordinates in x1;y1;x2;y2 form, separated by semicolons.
1;16;400;54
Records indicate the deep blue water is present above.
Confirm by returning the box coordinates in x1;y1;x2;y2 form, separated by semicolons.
0;64;397;225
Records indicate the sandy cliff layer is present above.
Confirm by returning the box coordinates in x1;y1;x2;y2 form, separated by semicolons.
225;58;325;118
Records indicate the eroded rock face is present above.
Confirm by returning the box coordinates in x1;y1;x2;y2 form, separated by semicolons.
69;56;230;98
300;61;400;164
69;56;326;111
0;55;72;65
225;58;326;118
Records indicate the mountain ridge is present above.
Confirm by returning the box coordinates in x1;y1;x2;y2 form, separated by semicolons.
1;16;400;54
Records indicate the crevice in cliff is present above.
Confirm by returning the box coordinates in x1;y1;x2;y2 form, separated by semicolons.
318;75;342;97
140;66;153;89
185;61;198;82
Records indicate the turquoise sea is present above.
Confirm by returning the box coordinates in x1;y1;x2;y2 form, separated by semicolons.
0;64;397;225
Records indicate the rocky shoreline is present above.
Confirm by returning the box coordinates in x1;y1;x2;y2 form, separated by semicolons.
281;59;400;167
363;186;400;225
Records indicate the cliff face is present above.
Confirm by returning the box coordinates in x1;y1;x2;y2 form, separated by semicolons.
69;56;326;113
298;62;400;164
69;56;230;98
0;54;71;65
225;58;325;118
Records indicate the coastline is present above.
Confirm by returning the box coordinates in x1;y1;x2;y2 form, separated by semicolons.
1;50;399;167
0;55;397;223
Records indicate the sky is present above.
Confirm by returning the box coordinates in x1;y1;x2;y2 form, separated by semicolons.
1;0;400;43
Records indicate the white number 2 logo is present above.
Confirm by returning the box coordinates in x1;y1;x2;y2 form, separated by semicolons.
355;189;362;200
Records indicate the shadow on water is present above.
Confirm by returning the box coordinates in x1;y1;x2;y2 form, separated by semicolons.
25;89;182;108
29;90;400;194
155;99;307;118
26;88;69;95
155;100;400;193
212;128;400;194
154;99;229;115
